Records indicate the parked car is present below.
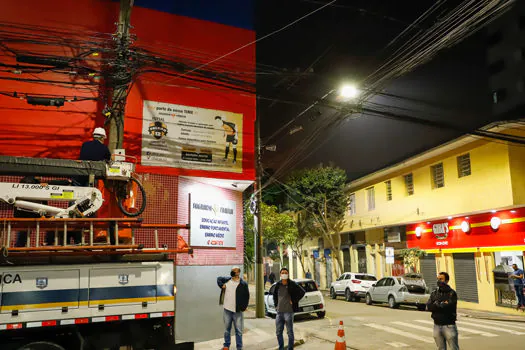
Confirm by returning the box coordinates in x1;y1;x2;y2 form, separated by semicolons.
264;279;326;319
330;272;377;302
365;274;431;310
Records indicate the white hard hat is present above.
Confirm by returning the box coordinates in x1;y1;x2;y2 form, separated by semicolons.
93;127;106;138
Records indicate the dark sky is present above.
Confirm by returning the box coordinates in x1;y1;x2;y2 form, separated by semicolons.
255;0;496;180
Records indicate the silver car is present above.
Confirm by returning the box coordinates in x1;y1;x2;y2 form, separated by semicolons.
365;274;431;310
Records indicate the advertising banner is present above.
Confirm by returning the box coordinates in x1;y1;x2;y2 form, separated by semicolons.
142;100;243;173
406;208;525;250
190;194;236;248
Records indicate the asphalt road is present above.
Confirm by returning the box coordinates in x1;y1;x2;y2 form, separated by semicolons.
294;296;525;350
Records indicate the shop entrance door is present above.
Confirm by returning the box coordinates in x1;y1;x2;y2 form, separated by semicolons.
358;248;367;273
343;248;351;272
420;254;437;288
453;253;479;303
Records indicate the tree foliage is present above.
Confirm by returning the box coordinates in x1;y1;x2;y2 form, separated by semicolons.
399;248;426;273
286;165;350;275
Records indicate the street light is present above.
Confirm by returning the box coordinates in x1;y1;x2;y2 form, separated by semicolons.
339;84;359;99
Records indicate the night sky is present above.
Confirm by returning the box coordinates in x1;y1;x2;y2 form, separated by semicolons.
256;0;497;180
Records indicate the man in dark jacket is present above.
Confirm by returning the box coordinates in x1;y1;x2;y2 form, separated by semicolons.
217;266;249;350
426;272;459;350
272;267;306;350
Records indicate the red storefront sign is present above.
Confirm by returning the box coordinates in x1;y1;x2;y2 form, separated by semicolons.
407;208;525;250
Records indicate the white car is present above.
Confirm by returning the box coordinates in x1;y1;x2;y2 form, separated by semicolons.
264;279;326;319
365;274;431;310
330;272;377;302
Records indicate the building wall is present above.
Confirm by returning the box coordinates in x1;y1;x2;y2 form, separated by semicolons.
346;141;514;232
509;143;525;205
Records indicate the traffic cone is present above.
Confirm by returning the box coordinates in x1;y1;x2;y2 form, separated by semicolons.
334;320;346;349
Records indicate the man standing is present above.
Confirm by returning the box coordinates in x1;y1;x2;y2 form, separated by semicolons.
510;263;524;311
272;267;306;350
217;266;250;350
427;272;459;350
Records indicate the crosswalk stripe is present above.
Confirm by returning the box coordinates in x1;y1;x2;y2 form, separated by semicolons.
364;323;434;343
458;320;525;335
465;318;525;331
414;320;498;337
392;321;470;340
386;342;409;348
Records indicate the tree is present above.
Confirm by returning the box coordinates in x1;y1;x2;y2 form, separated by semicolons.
286;166;349;277
244;201;298;269
399;248;426;273
285;210;312;276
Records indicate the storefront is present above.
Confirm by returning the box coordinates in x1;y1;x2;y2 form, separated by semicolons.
407;207;525;313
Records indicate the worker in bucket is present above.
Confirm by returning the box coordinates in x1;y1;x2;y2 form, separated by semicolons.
80;127;111;162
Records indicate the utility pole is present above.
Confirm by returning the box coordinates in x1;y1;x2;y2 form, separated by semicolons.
254;112;265;318
108;0;134;152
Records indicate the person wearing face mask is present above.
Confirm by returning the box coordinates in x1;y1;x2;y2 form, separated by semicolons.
272;267;306;350
426;272;459;350
217;266;250;350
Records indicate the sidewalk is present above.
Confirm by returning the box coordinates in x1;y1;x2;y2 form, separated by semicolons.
194;310;308;350
458;308;525;322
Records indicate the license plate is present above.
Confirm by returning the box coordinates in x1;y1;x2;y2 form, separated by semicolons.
303;306;314;312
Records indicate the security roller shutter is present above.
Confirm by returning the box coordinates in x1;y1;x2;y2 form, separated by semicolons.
453;253;479;303
420;254;437;288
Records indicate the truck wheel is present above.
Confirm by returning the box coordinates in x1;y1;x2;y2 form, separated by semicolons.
417;304;427;311
317;311;326;318
17;342;66;350
330;288;337;299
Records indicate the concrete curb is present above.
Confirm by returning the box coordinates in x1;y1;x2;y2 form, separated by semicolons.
459;313;525;323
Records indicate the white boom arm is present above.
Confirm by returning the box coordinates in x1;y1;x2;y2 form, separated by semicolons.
0;183;103;218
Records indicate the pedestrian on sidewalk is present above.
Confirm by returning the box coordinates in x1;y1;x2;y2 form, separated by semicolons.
264;271;268;287
510;263;525;311
427;272;459;350
272;267;306;350
217;266;250;350
269;271;276;285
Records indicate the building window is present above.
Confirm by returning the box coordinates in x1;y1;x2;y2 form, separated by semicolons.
488;60;505;75
487;31;502;47
457;153;471;178
385;180;392;201
367;187;375;211
349;193;356;215
404;173;414;196
431;163;445;189
492;88;507;104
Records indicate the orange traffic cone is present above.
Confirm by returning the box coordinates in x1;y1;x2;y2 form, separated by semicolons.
334;320;346;349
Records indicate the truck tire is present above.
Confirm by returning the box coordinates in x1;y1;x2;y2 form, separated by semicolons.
17;342;66;350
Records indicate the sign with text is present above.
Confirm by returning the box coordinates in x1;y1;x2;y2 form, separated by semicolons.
141;100;243;173
385;247;395;264
190;195;236;248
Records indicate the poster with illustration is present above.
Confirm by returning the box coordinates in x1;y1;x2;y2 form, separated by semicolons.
141;100;243;173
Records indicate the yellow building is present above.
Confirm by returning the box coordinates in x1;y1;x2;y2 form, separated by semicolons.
340;121;525;314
